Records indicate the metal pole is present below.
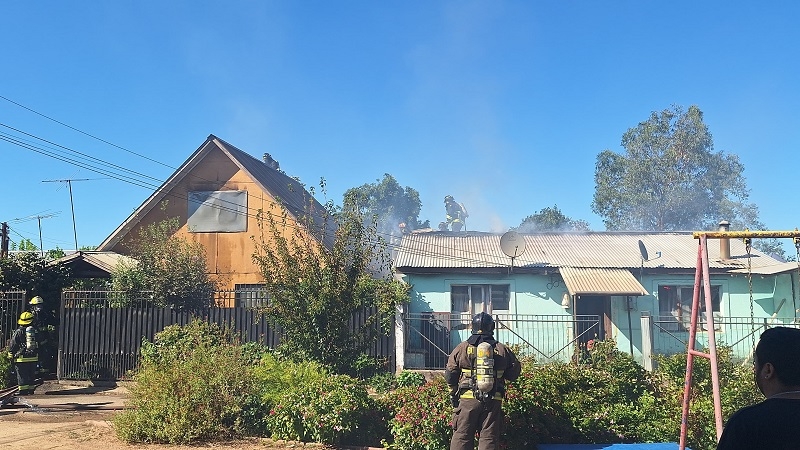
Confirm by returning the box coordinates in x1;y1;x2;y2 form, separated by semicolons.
37;216;44;256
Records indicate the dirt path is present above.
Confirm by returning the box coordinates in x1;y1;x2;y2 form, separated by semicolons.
0;409;336;449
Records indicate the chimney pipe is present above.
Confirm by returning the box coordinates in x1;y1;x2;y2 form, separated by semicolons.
719;220;731;260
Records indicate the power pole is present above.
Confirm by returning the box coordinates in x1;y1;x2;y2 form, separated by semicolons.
0;222;8;258
42;178;102;252
36;213;58;256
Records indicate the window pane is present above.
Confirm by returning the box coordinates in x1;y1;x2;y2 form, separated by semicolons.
235;284;269;308
471;286;485;313
452;286;469;312
491;285;510;311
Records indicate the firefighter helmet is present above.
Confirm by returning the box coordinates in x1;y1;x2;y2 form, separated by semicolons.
444;195;454;203
18;311;34;326
29;296;44;305
471;312;495;335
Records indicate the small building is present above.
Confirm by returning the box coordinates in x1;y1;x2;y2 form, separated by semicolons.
393;229;799;369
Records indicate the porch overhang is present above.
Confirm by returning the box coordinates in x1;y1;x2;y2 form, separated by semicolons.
559;266;648;296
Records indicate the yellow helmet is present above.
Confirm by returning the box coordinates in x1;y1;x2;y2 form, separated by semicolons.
29;296;44;305
18;311;34;326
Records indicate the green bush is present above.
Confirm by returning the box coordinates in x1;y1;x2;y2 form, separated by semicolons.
396;370;426;388
382;376;452;450
369;371;397;394
265;373;381;445
0;351;13;388
114;321;255;444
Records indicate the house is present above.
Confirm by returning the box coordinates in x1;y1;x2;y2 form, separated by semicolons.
393;228;799;370
87;134;335;305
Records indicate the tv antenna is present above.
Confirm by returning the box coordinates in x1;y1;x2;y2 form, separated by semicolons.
42;178;108;251
500;231;527;272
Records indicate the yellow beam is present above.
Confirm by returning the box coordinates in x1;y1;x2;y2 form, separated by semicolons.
692;230;800;239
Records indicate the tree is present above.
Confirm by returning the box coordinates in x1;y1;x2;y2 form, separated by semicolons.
514;205;590;233
252;189;409;375
112;215;216;309
343;174;430;237
592;105;758;232
0;252;71;303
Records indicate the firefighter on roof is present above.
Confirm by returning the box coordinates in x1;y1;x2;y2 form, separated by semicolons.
445;312;521;450
7;311;39;395
444;195;468;231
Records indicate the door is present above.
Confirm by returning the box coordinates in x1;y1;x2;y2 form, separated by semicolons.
574;295;611;347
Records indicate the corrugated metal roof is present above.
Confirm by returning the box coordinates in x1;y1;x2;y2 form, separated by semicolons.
394;231;782;271
560;267;648;296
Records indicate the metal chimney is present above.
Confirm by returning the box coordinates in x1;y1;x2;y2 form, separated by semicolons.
719;220;731;260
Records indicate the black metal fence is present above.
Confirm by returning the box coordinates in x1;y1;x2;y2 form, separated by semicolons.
0;291;26;344
58;290;395;380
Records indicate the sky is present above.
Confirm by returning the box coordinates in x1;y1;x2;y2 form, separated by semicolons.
1;2;799;252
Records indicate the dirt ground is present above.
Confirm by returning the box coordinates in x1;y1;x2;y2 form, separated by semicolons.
0;408;350;450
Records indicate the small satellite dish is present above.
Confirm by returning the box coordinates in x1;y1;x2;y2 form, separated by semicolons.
638;239;649;262
500;231;527;258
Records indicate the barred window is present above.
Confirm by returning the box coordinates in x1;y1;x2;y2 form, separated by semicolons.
234;284;270;308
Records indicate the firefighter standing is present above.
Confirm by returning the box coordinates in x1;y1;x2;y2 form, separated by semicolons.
445;312;521;450
7;311;39;395
444;195;467;231
28;296;53;376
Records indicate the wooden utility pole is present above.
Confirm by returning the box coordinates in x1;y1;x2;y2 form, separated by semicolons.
0;222;8;258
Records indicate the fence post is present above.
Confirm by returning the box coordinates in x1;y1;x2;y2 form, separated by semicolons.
395;303;405;373
640;310;654;371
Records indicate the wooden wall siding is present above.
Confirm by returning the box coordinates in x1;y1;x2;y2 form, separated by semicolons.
57;303;394;380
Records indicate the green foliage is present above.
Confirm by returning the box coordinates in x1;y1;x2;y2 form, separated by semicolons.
0;351;13;389
382;376;453;450
396;370;426;388
343;173;429;231
114;322;255;443
0;252;71;307
515;204;591;233
369;372;398;394
592;105;759;231
112;214;216;309
265;374;382;445
252;185;409;375
139;320;235;366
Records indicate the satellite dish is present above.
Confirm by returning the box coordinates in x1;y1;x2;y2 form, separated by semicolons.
500;231;527;258
638;239;649;262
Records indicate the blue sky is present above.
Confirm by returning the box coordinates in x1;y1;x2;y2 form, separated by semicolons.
2;2;799;252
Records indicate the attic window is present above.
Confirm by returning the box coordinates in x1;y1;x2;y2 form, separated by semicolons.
187;190;247;233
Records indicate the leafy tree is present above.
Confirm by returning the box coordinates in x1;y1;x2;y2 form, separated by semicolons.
112;215;216;309
514;205;590;233
11;238;38;252
343;174;430;236
0;251;71;304
592;105;758;232
252;189;409;375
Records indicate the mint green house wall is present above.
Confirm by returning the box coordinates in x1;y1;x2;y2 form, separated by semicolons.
401;269;798;366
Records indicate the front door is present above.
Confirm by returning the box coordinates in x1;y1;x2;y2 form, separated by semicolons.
574;295;611;347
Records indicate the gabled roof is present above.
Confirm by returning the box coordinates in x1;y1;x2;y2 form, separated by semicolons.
98;135;336;251
394;230;784;272
52;251;137;278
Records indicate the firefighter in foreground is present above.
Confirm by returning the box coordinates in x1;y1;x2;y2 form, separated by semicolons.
7;311;39;395
445;312;521;450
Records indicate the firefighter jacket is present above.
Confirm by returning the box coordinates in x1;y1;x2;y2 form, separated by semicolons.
7;325;38;363
445;334;520;401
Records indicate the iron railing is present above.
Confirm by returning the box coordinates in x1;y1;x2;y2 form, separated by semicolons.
403;312;600;369
0;291;26;344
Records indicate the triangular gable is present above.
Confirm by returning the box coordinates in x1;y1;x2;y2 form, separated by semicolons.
97;135;336;251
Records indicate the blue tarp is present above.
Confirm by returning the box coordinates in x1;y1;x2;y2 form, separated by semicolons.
539;444;687;450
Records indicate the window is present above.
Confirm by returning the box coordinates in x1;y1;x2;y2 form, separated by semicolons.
235;284;269;308
451;284;510;314
658;284;720;331
187;190;248;232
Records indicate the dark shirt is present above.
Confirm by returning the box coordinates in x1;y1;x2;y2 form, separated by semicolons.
717;398;800;450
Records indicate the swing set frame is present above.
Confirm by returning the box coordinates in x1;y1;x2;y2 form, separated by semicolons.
680;230;800;450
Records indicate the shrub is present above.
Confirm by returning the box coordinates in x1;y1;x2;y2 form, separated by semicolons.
0;351;13;388
396;370;426;388
382;376;452;450
265;373;380;445
114;321;255;444
369;371;397;394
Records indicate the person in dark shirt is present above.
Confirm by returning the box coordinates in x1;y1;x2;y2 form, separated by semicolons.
717;326;800;450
